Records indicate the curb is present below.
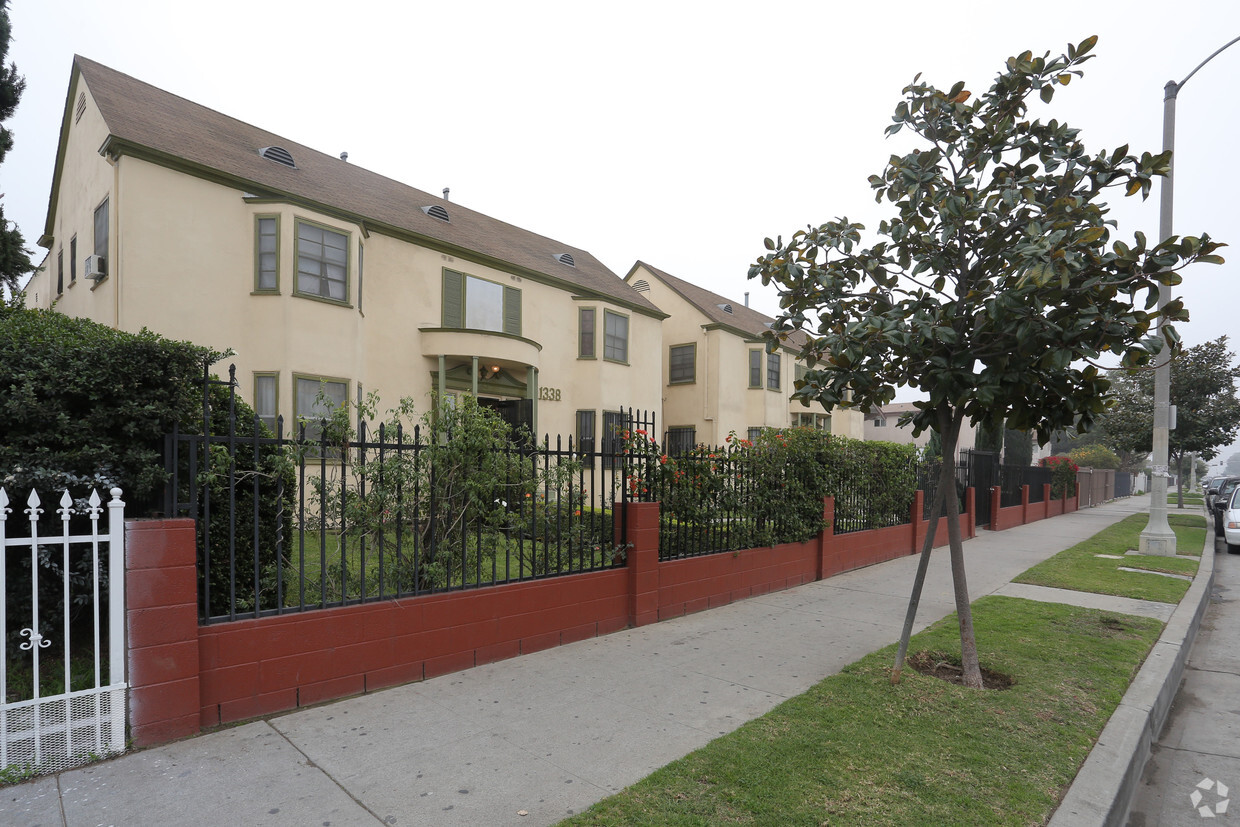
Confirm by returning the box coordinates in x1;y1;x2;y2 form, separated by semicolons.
1048;523;1216;826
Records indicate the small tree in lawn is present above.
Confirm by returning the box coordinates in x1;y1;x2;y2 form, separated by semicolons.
749;36;1223;687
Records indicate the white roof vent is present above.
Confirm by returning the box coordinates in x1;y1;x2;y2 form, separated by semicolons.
422;205;450;222
717;303;733;314
259;146;296;168
632;279;650;293
554;253;576;267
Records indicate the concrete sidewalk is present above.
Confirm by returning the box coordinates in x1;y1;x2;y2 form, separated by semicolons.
1125;528;1239;825
1;497;1174;826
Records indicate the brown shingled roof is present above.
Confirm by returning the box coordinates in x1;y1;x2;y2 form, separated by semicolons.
63;56;661;315
632;261;808;350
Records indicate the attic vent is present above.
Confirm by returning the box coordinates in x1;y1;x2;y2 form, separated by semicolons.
554;253;576;267
632;279;650;293
422;205;450;222
75;92;87;123
259;146;296;168
717;303;734;314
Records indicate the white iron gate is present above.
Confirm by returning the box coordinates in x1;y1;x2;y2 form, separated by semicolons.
0;487;127;776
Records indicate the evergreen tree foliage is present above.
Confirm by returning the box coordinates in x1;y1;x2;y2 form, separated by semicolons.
0;0;32;296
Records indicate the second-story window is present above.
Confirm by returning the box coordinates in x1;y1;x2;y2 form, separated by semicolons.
603;310;628;363
579;307;596;358
442;268;521;335
748;349;762;388
767;352;781;390
296;220;349;303
669;344;695;384
255;216;279;292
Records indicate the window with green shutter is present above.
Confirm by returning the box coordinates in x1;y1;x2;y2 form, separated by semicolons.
442;268;521;335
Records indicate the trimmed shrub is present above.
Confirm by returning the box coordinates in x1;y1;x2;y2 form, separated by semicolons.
0;305;221;512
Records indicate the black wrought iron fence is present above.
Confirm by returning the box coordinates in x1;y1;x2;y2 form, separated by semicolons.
638;433;929;560
164;367;655;624
998;464;1054;508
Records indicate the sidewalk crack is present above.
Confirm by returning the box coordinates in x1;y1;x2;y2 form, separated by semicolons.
265;720;390;824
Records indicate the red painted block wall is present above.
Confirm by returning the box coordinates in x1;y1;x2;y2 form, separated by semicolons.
124;484;1018;746
125;519;201;747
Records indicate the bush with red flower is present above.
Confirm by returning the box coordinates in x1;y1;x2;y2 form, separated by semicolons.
1039;455;1079;499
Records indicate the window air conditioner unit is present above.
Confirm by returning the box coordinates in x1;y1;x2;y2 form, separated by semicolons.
84;255;107;280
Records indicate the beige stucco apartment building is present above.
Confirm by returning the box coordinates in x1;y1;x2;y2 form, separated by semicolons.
625;262;864;449
26;56;666;445
863;402;978;453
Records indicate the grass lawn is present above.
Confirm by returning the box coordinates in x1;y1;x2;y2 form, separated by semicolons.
285;527;617;604
561;596;1161;826
1011;513;1205;603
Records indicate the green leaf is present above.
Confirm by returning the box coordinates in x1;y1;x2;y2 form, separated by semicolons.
1040;85;1054;104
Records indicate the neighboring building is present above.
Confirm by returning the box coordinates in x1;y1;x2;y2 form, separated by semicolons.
26;56;665;443
624;261;864;449
863;402;978;454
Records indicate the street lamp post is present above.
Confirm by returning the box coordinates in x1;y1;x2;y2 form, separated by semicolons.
1139;35;1240;556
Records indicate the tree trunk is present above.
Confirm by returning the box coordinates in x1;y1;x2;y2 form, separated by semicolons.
941;409;983;688
890;473;946;684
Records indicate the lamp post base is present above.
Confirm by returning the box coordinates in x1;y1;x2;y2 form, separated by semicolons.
1138;528;1177;556
1138;474;1177;556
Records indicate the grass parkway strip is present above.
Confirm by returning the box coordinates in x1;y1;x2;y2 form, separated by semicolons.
558;512;1204;826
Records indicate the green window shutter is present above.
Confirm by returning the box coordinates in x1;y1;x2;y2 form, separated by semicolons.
503;285;522;336
442;269;463;327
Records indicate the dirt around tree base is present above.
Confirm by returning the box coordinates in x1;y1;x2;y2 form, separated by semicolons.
907;650;1014;690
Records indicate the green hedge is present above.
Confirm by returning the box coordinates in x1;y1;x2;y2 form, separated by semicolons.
0;305;221;512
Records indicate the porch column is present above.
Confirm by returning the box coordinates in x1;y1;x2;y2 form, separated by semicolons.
528;366;538;437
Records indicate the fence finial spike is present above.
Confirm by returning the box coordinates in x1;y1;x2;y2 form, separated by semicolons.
25;488;42;518
59;489;73;519
0;487;8;513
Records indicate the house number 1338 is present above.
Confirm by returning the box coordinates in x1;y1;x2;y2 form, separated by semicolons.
538;387;562;401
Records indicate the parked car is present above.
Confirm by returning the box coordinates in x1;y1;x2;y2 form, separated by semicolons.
1223;487;1240;554
1207;476;1237;512
1213;477;1240;536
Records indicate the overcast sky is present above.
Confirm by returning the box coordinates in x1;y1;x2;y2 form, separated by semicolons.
6;0;1240;459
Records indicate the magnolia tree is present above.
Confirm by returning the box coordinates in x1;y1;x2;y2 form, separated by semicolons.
749;37;1223;687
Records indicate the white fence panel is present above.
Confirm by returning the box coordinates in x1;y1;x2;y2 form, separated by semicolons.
0;487;127;777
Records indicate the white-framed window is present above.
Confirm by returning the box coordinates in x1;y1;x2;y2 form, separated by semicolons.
295;219;349;303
